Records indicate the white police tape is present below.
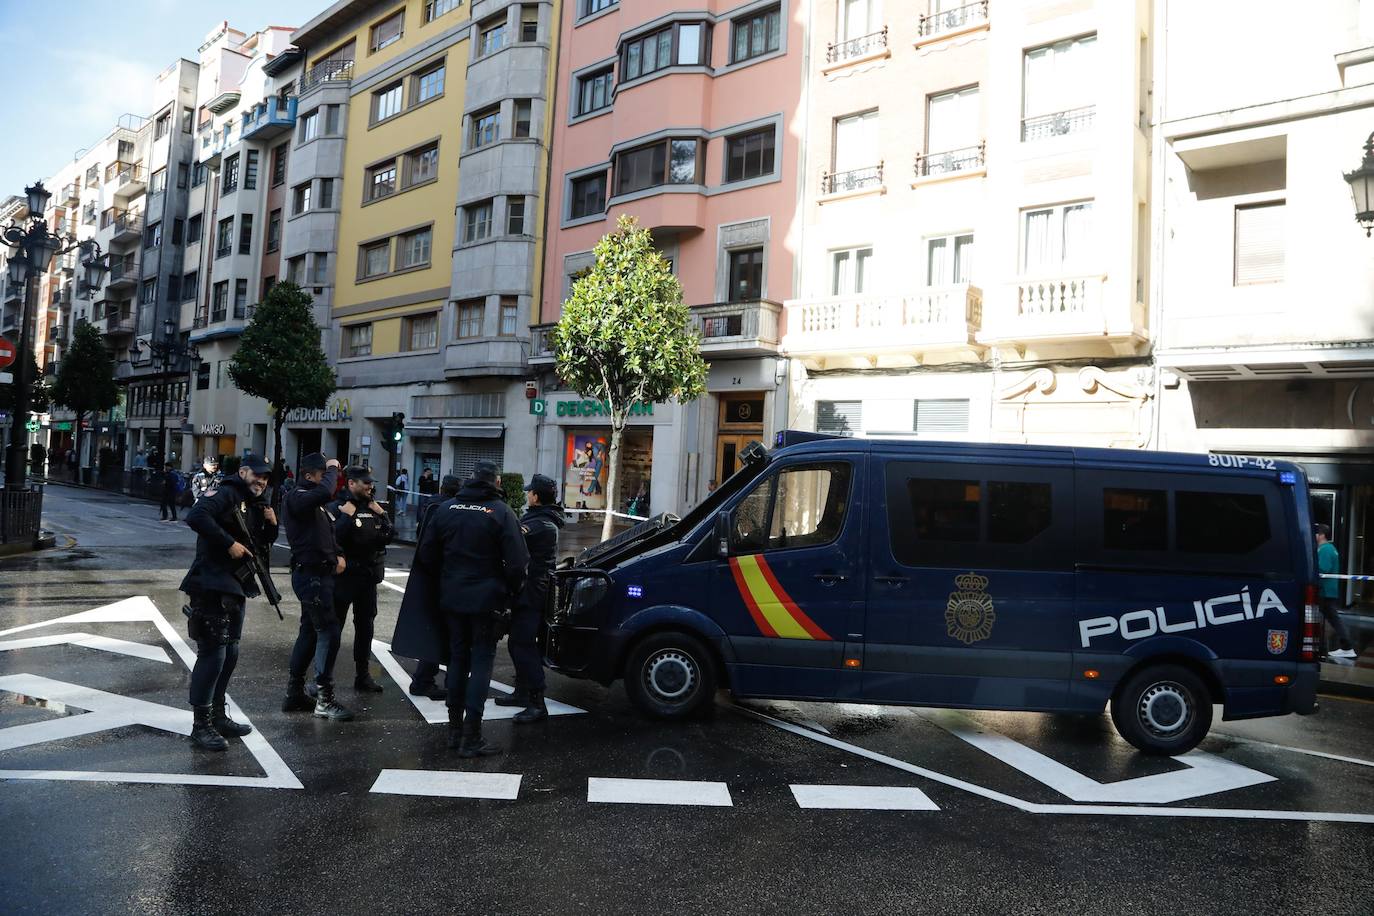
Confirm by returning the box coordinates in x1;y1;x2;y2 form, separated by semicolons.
1320;573;1374;581
383;485;648;522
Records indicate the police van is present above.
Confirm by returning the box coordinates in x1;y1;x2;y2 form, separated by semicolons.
544;432;1321;754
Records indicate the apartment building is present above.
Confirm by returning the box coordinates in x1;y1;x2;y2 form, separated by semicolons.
784;0;1153;449
1153;1;1374;601
539;0;804;516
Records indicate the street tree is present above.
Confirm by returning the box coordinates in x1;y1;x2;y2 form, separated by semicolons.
228;281;335;497
50;320;118;479
0;350;50;416
553;215;708;540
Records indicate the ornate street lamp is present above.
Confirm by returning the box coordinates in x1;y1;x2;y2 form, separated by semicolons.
1345;132;1374;236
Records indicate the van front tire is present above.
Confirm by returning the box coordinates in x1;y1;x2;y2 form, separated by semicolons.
624;631;718;720
1111;663;1213;756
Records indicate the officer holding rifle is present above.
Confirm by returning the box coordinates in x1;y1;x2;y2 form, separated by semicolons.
179;454;280;751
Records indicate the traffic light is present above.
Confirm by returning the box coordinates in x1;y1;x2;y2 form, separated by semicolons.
390;412;405;452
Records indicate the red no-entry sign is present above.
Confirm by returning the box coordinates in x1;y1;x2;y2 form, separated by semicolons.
0;338;15;370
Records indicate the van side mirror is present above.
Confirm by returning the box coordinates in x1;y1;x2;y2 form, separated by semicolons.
715;513;730;558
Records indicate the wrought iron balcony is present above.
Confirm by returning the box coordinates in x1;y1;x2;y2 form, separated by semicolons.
106;260;138;292
60;183;80;205
107;161;147;198
915;142;986;179
691;299;782;356
918;1;989;38
301;59;354;94
106;312;136;335
242;96;298;141
529;323;556;365
1020;105;1096;142
110;211;143;244
826;27;888;64
821;163;884;196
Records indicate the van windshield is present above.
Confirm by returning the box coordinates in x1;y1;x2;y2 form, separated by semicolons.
672;448;771;538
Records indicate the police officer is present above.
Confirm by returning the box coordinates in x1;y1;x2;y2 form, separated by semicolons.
414;460;528;756
332;466;394;693
408;474;462;700
191;456;220;502
495;473;563;723
179;455;277;751
281;453;354;721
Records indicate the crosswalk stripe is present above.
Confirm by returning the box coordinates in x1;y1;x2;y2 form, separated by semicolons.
790;784;940;811
587;777;733;807
370;769;521;800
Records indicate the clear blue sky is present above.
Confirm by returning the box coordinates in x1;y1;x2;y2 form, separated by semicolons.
0;0;326;195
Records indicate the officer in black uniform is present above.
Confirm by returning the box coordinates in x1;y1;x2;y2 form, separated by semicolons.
414;460;528;756
408;474;462;700
495;473;564;723
281;452;353;720
332;466;394;693
179;455;277;751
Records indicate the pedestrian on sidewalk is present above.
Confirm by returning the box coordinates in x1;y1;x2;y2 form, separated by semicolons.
160;462;182;522
1315;524;1358;660
394;468;410;516
495;473;563;723
179;455;278;751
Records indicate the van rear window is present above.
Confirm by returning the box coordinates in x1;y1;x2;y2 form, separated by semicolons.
1176;490;1271;554
909;479;979;542
1103;488;1167;551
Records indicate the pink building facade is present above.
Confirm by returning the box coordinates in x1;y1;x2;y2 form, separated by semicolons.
534;0;803;516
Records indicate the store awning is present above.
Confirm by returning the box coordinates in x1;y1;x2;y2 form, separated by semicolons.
442;424;505;439
404;425;441;437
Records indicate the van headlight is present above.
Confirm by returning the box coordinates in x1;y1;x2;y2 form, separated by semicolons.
569;575;610;615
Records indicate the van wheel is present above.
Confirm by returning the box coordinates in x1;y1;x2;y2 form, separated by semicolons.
624;631;718;720
1110;664;1213;756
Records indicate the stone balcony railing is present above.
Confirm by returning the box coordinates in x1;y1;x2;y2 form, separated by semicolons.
980;274;1113;342
784;285;982;367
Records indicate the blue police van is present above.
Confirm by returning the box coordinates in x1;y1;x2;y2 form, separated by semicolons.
544;432;1322;754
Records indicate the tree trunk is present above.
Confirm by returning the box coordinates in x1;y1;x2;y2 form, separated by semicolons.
271;409;285;509
602;420;624;542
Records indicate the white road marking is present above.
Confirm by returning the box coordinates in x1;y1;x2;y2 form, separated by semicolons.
919;708;1275;804
587;777;733;807
1213;733;1374;770
370;769;522;800
0;632;171;664
790;784;939;811
380;581;405;594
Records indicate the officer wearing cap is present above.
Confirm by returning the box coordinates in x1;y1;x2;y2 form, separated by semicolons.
495;473;564;723
408;474;463;700
414;459;528;756
331;466;394;693
281;452;354;720
191;456;221;503
179;455;277;751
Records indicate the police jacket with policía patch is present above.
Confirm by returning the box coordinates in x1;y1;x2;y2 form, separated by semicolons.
284;467;341;569
415;480;529;615
179;474;278;598
331;495;394;583
516;503;564;613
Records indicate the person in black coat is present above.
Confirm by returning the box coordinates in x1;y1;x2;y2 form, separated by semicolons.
407;474;462;700
413;460;528;756
494;473;564;723
179;455;278;751
331;466;394;693
160;461;181;522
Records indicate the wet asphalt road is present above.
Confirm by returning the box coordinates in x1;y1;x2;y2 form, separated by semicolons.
1;485;1372;916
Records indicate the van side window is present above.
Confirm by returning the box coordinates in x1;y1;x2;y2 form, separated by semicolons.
909;479;979;541
1103;488;1167;551
1176;491;1270;554
989;481;1052;543
731;463;852;554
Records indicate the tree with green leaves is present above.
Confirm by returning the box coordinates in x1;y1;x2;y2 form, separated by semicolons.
0;351;49;416
553;215;708;540
51;320;119;480
228;282;335;496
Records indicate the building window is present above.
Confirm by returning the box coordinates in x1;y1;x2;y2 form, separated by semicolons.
287;256;305;284
816;400;862;437
183;270;199;301
262;276;276;298
141;279;159;308
293;182;312;214
222;155;239;194
725;126;776;183
830;109;880;191
413;62;445;103
615;138;701;195
507;197;526;235
367;162;398;201
144;221;162;249
238;214;253;255
425;0;460;22
926;85;980;167
1234;201;1284;285
464;201;493;242
457;299;484;338
318;178;335;209
310;253;329;285
576;68;614;116
155;112;170;139
299;108;319;143
913;399;970;435
621;22;707;81
584;0;616;15
513;99;532;138
1022;34;1097;141
926;233;974;286
325;104;341;135
405;312;439;350
373;82;403;123
832;247;872;295
496;296;519;335
212;282;228;321
472;107;500;148
403;142;440;187
234;279;249;316
216;217;233;257
569;172;607;219
1021;201;1093;275
266;210;282;252
181;107;194;133
196;360;211;390
347;323;373;357
727;247;764;301
244;150;260;190
172;218;184;245
478;14;507;57
192;161;207;188
370;9;404;53
187;214;202;244
271;144;288;186
150;168;167;196
520;5;539;41
732;5;781;63
398;227;432;269
361;240;391;278
177;163;189;189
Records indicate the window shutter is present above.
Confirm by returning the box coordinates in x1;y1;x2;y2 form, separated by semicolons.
914;399;969;434
451;437;505;479
816;400;862;437
1235;202;1284;284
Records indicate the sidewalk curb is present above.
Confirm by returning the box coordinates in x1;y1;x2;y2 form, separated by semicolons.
1319;664;1374;701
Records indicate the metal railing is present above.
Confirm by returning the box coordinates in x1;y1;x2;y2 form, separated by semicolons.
301;59;355;93
826;27;888;63
915;142;986;178
529;323;557;361
822;162;884;195
1020;106;1096;142
918;1;989;37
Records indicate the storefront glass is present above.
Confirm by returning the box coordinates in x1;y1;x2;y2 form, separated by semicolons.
563;428;652;514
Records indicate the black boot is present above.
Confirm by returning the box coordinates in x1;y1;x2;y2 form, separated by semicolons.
282;678;313;712
446;707;464;749
212;700;253;737
458;716;502;758
313;683;355;721
494;686;530;708
355;672;385;693
409;681;447;701
190;705;228;751
512;691;548;724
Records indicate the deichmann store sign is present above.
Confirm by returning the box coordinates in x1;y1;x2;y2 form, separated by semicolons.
530;398;655;418
284;398;353;424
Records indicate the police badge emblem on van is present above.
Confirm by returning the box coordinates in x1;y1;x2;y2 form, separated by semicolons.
946;572;996;645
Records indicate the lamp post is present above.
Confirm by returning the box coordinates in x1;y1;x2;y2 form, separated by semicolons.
0;182;111;490
130;316;197;469
1344;132;1374;236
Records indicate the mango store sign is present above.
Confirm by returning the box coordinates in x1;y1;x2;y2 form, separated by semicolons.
530;398;655;418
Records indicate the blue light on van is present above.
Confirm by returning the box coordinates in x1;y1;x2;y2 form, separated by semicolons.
775;431;785;447
1279;471;1297;485
626;585;643;599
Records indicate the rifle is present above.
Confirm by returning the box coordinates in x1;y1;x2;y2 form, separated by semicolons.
228;500;285;620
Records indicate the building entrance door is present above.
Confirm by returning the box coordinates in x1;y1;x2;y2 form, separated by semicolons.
714;394;765;486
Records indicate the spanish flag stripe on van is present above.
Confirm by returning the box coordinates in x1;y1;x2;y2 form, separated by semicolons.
729;555;832;641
